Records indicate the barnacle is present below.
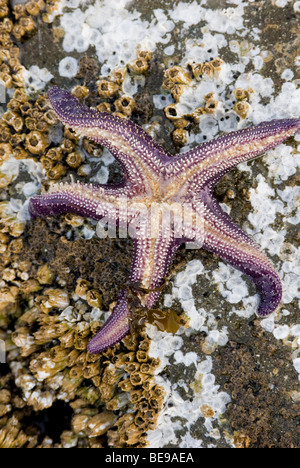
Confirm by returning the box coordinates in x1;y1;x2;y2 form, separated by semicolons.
60;138;74;153
10;146;29;159
211;57;225;73
43;288;70;310
10;133;25;148
129;57;149;74
12;4;25;20
43;109;58;124
75;278;90;299
191;62;203;80
0;123;11;142
96;102;111;113
82;137;98;155
25;0;45;17
0;416;28;448
8;57;23;73
0;4;9;19
71;85;89;101
234;87;254;102
36;264;54;285
34;119;49;132
24;117;35;131
162;79;187;101
114;95;135;117
11;24;25;41
164;104;180;120
0;72;12;88
45;147;62;161
86;289;102;308
20;279;42;295
165;65;192;85
191;59;223;80
19;16;36;34
0;143;12;161
233;100;250;119
97;79;119;98
47;162;67;180
161;65;192;101
1;17;12;33
40;156;54;171
201;61;215;77
110;67;127;85
204;98;218;114
86;412;116;437
0;171;11;188
11;116;23;132
172;128;188;147
65;151;83;168
7;98;21;113
136;350;148;362
25;130;49;155
2;110;16;126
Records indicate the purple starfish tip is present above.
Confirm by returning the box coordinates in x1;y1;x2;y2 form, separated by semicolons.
87;291;130;354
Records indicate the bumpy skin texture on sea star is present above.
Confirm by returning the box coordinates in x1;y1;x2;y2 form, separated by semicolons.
29;86;300;353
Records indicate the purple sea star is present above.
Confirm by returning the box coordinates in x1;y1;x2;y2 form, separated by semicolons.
29;86;300;354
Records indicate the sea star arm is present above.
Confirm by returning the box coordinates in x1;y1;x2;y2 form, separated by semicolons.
128;235;179;307
87;289;130;354
87;234;179;353
48;86;170;193
28;181;135;225
170;118;300;195
196;189;282;316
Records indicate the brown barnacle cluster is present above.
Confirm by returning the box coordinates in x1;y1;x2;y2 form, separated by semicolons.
162;65;192;102
0;212;26;332
128;50;152;75
0;370;40;448
0;1;60;90
0;89;87;181
162;69;191;148
0;416;33;448
40;0;62;23
0;91;60;177
13;0;59;28
0;86;96;183
11;3;39;41
95;51;152;120
1;244;164;447
0;2;23;89
190;57;225;80
41;124;86;179
163;102;190;149
190;92;219;124
0;202;25;239
7;284;104;407
232;87;254;120
0;1;49;89
0;64;85;182
162;59;227;147
103;331;165;447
